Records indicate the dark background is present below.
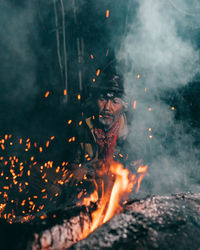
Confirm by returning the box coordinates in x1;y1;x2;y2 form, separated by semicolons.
1;0;200;135
0;0;200;217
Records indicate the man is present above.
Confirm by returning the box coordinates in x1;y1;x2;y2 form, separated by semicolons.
68;65;131;188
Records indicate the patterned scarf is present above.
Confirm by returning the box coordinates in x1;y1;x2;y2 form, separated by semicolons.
94;118;121;161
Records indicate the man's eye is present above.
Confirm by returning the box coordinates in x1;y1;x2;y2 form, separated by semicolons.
113;98;121;104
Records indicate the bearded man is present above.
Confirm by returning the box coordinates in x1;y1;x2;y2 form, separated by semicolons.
67;65;133;189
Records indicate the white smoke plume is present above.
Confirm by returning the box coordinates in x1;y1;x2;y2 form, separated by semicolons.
116;0;200;194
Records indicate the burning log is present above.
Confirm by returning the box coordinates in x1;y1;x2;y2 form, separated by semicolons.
29;205;91;250
1;193;200;249
70;193;200;250
0;205;91;250
0;159;147;250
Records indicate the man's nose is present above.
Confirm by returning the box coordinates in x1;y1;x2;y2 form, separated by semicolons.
104;99;112;110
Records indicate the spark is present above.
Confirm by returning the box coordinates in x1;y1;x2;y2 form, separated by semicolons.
44;91;50;98
96;69;101;76
68;120;72;125
137;74;141;79
133;101;137;109
106;10;110;18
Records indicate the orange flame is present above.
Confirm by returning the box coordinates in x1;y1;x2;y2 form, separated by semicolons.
80;161;147;239
136;165;148;192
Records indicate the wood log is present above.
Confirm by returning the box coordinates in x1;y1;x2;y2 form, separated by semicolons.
1;193;200;250
0;205;91;250
29;205;91;250
70;193;200;250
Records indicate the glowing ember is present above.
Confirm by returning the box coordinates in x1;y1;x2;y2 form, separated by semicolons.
133;100;137;109
106;10;110;18
79;161;148;239
96;69;101;76
45;91;50;98
137;74;141;79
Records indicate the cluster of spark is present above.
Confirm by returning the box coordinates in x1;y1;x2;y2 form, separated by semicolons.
0;132;77;224
0;8;177;226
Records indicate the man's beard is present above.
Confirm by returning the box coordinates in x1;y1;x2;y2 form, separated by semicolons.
98;112;115;128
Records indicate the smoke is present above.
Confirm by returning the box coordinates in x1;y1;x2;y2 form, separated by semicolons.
1;0;200;195
0;0;38;106
116;0;200;194
0;0;66;136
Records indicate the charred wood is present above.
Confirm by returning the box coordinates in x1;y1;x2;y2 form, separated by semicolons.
29;205;90;250
0;205;91;250
1;193;200;250
71;193;200;250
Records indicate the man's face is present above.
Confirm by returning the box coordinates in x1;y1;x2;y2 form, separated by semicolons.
97;92;124;130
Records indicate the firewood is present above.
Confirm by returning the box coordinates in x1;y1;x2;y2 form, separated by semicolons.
1;193;200;250
70;193;200;250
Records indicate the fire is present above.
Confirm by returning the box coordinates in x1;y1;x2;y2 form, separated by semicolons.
136;165;148;192
80;161;148;239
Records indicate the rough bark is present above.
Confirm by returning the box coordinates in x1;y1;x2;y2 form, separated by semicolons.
70;193;200;250
29;206;91;250
0;205;91;250
1;193;200;250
